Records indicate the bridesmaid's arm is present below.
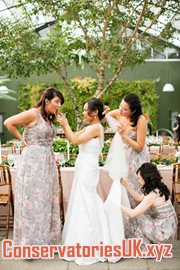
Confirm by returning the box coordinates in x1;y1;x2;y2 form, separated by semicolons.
121;178;144;202
121;193;154;218
107;109;120;121
4;109;37;140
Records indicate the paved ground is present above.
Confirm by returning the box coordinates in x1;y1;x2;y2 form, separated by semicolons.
0;235;180;270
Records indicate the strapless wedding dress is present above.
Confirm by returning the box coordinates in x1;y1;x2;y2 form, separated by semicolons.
62;137;110;265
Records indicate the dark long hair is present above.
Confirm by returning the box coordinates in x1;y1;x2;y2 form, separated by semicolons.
86;98;104;120
137;163;170;200
123;93;142;127
35;87;64;123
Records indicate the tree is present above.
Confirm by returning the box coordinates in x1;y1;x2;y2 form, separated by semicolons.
0;0;179;127
0;18;83;127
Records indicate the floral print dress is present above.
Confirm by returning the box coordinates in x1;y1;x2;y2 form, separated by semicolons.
127;199;177;246
123;130;150;207
13;112;61;245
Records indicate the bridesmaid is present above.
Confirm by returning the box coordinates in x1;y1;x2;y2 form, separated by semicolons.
121;162;177;246
4;87;64;245
106;93;150;207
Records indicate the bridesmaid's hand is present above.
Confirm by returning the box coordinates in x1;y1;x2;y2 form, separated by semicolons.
117;123;124;135
21;137;28;148
120;178;128;188
102;105;110;115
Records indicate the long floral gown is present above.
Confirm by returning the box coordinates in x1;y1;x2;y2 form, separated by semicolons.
123;130;150;207
13;112;61;245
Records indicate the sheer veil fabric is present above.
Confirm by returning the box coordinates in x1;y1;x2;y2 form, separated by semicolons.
103;114;130;250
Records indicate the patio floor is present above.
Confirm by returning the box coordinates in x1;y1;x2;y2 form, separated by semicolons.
0;231;180;270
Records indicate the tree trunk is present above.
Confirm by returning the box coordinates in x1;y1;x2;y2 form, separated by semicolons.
55;67;82;130
62;79;82;130
95;59;124;99
95;65;105;98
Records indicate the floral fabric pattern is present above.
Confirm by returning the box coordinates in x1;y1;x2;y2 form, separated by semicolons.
123;130;150;207
126;200;177;247
13;113;61;245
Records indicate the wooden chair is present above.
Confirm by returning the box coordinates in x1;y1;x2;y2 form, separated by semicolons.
56;163;65;229
163;136;171;145
149;145;162;161
168;153;175;160
161;144;176;159
0;165;14;239
150;152;162;160
171;163;180;239
1;155;7;163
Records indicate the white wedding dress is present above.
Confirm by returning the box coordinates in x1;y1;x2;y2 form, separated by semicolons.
62;121;130;265
62;133;110;265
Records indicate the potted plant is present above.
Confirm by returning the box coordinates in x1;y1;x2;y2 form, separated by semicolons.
52;140;68;165
69;144;79;159
102;140;111;160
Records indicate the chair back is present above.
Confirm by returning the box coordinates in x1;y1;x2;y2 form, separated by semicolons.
172;163;180;205
0;165;14;238
172;163;180;183
56;163;64;227
0;165;12;186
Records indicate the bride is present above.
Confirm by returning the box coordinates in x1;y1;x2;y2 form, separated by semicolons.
57;98;111;265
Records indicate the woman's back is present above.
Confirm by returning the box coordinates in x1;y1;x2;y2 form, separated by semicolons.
79;137;103;157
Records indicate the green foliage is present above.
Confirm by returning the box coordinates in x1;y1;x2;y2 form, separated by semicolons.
18;78;159;131
0;1;178;90
102;140;111;153
104;80;159;131
151;158;178;166
69;144;79;155
0;76;11;84
99;158;105;167
52;140;68;152
61;156;106;167
0;76;17;100
52;138;79;154
18;83;48;112
61;158;76;167
0;18;78;78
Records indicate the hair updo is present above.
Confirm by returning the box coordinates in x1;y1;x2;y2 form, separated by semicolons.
86;98;104;120
123;93;142;127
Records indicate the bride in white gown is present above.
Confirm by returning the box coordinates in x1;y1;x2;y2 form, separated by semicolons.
57;98;111;265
